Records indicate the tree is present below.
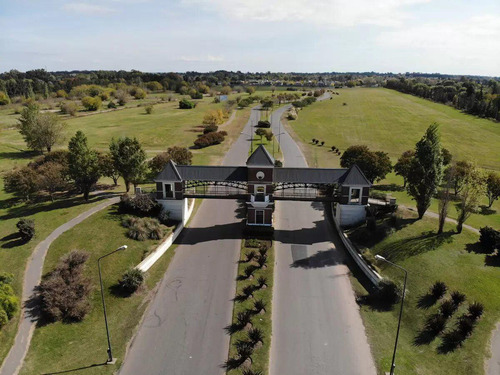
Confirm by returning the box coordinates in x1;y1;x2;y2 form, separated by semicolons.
438;173;452;234
485;171;500;208
98;152;120;186
3;167;40;200
456;164;484;233
394;150;415;187
255;128;267;143
146;81;163;91
406;124;443;219
38;162;68;201
220;86;232;95
60;101;77;116
448;160;475;196
340;145;392;183
68;131;101;200
441;148;452;166
37;250;92;322
17;219;35;241
149;147;193;177
246;86;255;94
0;91;10;105
109;137;147;192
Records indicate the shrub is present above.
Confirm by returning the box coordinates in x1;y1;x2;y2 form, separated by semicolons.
190;91;203;99
134;88;146;99
119;193;161;216
373;279;401;307
193;131;225;148
179;98;195;109
468;302;484;320
145;105;154;114
479;226;500;252
158;209;170;225
439;300;457;318
203;124;218;134
248;327;264;344
245;250;256;262
245;238;260;248
81;96;102;111
256;254;267;268
0;275;19;320
257;120;271;128
253;299;266;313
236;340;253;360
38;250;92;322
236;310;252;326
0;309;7;329
457;315;475;338
425;314;447;334
243;266;255;279
107;100;117;109
431;281;447;299
450;291;466;307
122;216;165;241
17;218;35;241
60;101;77;116
118;268;145;294
257;276;267;288
0;92;10;105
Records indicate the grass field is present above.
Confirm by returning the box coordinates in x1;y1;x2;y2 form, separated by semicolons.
284;88;500;230
348;210;500;375
227;239;274;375
18;205;178;375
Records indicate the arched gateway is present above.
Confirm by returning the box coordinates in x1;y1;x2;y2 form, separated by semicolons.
155;145;371;227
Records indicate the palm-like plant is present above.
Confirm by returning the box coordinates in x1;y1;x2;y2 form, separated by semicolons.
243;285;254;297
468;302;484;320
258;246;268;257
244;265;255;278
256;254;267;268
248;327;264;344
450;291;466;307
254;299;266;313
242;369;263;375
236;340;254;360
237;310;252;326
257;276;267;288
245;251;256;262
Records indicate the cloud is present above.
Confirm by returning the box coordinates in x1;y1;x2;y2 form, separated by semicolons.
63;3;117;15
182;0;431;28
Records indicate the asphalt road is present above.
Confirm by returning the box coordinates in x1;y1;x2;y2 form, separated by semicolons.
119;107;260;375
269;103;376;374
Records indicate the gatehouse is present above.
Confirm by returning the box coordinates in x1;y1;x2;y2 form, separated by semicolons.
155;145;371;227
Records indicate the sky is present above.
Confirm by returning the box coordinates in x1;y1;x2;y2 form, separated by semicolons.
0;0;499;76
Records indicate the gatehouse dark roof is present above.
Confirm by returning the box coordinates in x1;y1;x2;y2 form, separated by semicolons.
246;145;274;167
155;148;371;186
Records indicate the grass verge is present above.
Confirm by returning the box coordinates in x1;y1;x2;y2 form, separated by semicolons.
348;209;500;375
226;238;275;375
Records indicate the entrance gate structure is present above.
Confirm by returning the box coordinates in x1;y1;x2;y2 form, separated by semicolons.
155;145;371;227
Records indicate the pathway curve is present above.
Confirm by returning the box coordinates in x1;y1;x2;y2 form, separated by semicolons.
0;195;120;375
269;102;376;374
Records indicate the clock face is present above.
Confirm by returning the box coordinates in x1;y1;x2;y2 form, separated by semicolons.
256;171;265;180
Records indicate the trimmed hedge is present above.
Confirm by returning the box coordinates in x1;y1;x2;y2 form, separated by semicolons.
194;131;225;148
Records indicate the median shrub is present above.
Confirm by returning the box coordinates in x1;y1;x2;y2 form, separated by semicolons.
17;218;35;241
118;268;145;294
38;250;92;322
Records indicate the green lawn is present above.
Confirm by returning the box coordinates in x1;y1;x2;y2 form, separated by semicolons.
348;212;500;375
18;205;177;375
227;239;274;375
284;87;500;230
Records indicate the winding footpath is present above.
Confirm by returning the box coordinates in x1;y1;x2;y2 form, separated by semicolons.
0;195;119;375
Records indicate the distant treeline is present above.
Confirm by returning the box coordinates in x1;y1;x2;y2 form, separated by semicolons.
385;78;500;121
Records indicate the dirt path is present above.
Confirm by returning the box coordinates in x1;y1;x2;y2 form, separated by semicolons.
0;195;120;375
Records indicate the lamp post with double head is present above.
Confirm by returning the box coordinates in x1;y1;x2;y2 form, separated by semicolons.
98;245;127;364
374;254;408;375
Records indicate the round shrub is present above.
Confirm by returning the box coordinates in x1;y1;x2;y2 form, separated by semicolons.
17;218;35;241
107;100;117;109
60;101;77;116
450;291;466;307
468;302;484;320
439;300;457;318
81;96;101;111
203;124;218;134
194;131;225;148
431;281;447;299
373;279;401;307
425;314;447;334
479;226;500;252
179;98;195;109
145;105;154;114
119;268;145;294
257;120;271;128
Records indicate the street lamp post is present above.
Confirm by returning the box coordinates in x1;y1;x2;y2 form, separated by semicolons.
374;255;408;375
98;245;127;364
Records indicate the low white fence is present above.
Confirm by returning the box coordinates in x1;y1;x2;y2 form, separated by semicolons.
136;199;195;272
331;205;382;287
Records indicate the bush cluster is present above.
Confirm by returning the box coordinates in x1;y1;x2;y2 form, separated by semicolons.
38;250;92;322
194;131;226;148
119;193;161;216
0;272;19;329
17;218;35;241
122;216;165;241
292;96;317;108
179;98;195;109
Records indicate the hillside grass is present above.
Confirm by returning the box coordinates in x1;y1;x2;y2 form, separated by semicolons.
348;211;500;375
18;205;177;375
284;87;500;229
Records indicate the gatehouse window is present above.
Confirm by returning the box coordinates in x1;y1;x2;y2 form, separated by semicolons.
164;183;173;199
349;187;361;204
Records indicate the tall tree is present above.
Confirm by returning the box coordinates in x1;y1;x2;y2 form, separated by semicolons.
394;150;415;187
407;123;444;219
68;131;101;200
98;152;120;186
109;137;146;192
448;160;475;196
340;145;392;183
485;172;500;208
148;146;193;177
456;164;484;233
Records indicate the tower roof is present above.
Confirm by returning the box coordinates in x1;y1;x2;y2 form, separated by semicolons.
246;145;275;167
338;164;371;186
155;160;182;181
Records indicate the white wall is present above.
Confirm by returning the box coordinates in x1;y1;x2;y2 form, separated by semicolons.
159;199;188;223
337;204;366;227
